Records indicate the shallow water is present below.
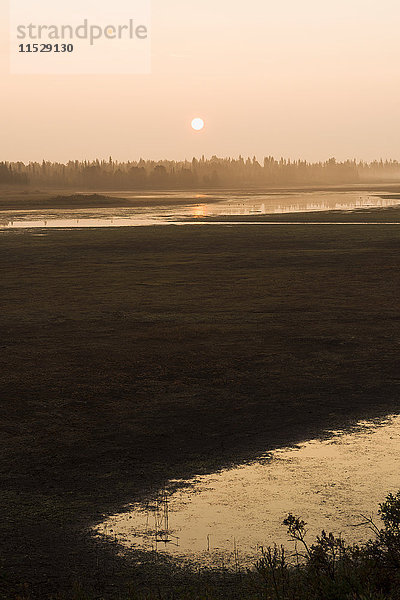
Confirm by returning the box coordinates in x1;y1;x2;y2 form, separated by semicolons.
1;190;399;229
95;415;400;568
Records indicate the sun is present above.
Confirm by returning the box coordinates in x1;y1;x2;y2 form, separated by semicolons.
191;118;205;131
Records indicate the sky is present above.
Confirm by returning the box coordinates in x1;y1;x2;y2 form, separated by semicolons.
1;0;400;163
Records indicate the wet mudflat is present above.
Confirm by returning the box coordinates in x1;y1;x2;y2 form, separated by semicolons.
98;415;400;568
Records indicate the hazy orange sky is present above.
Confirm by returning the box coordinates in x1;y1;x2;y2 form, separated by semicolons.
1;0;400;163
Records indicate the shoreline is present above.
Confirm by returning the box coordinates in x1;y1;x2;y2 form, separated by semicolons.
2;205;400;231
1;183;400;212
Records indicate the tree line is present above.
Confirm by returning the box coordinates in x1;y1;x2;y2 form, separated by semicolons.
2;156;400;189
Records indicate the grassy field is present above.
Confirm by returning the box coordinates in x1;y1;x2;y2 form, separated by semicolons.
1;221;400;598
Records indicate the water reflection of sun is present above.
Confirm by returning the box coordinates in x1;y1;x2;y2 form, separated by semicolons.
193;205;207;218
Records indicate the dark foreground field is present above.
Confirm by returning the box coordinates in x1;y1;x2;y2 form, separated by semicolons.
1;222;400;598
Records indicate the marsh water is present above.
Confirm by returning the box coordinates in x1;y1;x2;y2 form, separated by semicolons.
1;190;400;229
95;415;400;568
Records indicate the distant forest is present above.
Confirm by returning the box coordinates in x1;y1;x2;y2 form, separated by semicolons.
2;156;400;189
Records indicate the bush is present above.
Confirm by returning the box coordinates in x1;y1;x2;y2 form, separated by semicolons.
254;491;400;599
